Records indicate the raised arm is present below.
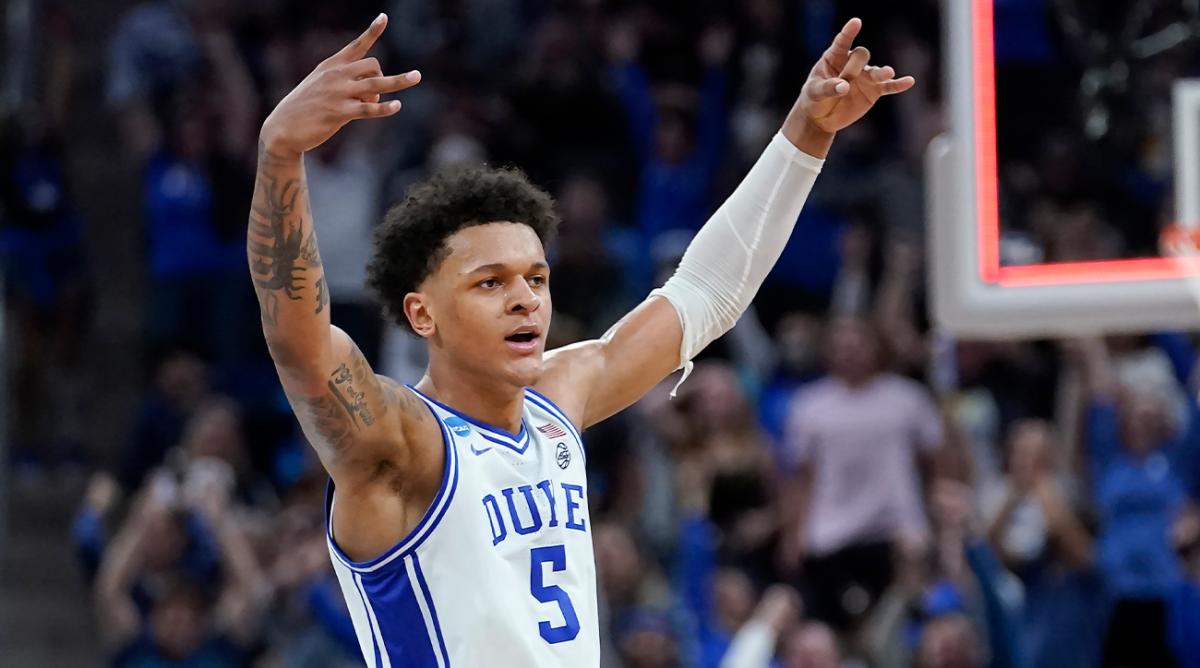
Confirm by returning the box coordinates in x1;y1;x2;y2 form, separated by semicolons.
94;481;167;651
249;15;423;482
539;18;915;427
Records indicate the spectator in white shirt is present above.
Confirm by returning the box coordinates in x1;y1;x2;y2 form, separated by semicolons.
778;316;943;630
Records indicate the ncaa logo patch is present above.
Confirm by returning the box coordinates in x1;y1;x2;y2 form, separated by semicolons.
556;442;571;469
443;416;472;438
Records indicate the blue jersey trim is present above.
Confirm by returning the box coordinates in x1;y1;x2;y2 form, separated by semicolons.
406;385;530;448
353;557;441;667
351;571;383;666
412;554;451;667
326;390;460;573
525;388;586;463
477;427;531;455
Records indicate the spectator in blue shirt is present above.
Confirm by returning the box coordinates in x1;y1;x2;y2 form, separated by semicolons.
1168;509;1200;668
1072;336;1199;668
138;23;258;369
608;21;731;241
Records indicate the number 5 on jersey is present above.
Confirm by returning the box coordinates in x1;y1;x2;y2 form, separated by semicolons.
529;545;580;643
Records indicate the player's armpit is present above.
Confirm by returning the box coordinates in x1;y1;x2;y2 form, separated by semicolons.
539;296;683;429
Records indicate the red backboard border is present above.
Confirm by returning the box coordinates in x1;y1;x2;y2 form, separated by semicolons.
971;0;1196;287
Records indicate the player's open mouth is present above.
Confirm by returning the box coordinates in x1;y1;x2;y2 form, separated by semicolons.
504;327;541;353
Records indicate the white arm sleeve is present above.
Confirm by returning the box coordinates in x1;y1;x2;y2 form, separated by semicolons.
645;132;824;391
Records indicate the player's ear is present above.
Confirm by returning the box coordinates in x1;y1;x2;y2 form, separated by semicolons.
404;292;435;338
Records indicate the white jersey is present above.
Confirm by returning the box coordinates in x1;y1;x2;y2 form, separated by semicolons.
325;386;599;667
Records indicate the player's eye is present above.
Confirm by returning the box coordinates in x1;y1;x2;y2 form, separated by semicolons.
479;278;501;289
528;275;546;287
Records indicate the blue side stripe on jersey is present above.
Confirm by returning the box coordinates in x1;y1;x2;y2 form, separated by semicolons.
351;570;384;666
524;389;586;464
407;385;529;448
357;558;441;667
326;391;460;573
411;554;451;667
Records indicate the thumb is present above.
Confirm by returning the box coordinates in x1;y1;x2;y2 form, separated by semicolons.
808;77;851;100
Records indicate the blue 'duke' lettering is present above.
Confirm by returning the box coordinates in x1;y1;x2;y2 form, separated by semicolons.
482;480;587;546
530;544;581;643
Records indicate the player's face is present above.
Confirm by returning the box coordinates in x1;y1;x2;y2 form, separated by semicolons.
415;222;552;387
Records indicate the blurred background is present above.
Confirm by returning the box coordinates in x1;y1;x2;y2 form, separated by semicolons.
2;0;1200;666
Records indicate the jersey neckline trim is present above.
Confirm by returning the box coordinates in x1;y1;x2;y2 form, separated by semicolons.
524;388;586;465
326;388;460;573
406;384;531;449
524;389;584;441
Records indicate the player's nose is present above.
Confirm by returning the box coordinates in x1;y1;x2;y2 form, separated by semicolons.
507;280;541;314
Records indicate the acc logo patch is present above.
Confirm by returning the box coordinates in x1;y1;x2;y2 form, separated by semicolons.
556;442;571;469
444;416;472;438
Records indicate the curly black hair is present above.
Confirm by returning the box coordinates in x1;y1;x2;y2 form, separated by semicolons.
366;164;559;330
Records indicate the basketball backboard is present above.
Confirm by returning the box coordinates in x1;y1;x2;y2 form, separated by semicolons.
930;0;1200;337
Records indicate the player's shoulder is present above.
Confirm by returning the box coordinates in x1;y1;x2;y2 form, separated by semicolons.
534;341;605;428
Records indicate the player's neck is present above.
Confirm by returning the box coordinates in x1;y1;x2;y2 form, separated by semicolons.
415;364;526;435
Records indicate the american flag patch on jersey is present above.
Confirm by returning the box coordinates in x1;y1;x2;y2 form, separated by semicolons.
537;423;568;439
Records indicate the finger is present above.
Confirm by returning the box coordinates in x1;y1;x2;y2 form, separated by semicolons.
359;93;381;104
332;13;387;64
839;46;871;81
350;99;402;119
808;77;851;99
346;57;383;80
878;76;916;96
866;65;895;83
354;70;422;96
821;17;862;72
828;17;862;55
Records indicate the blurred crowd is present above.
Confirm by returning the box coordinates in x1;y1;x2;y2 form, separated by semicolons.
4;0;1200;667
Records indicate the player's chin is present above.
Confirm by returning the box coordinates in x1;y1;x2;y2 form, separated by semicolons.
500;349;545;387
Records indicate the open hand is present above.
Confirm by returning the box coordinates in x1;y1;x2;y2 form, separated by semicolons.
260;13;421;157
796;18;915;134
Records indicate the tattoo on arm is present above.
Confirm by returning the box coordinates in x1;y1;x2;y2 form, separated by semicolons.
248;147;324;326
315;276;329;314
259;291;280;327
294;346;375;452
329;361;375;427
293;346;428;455
296;393;354;452
299;229;321;266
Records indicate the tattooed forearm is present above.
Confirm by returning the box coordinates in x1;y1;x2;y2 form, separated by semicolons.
249;174;306;295
299;229;321;266
315;276;329;314
259;291;280;326
248;143;328;331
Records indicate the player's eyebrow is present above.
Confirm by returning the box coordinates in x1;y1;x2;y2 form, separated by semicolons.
466;261;549;275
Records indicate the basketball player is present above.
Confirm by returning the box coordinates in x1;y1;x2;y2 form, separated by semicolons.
248;13;912;667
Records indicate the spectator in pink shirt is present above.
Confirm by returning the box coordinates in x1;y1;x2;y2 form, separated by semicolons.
779;316;943;630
